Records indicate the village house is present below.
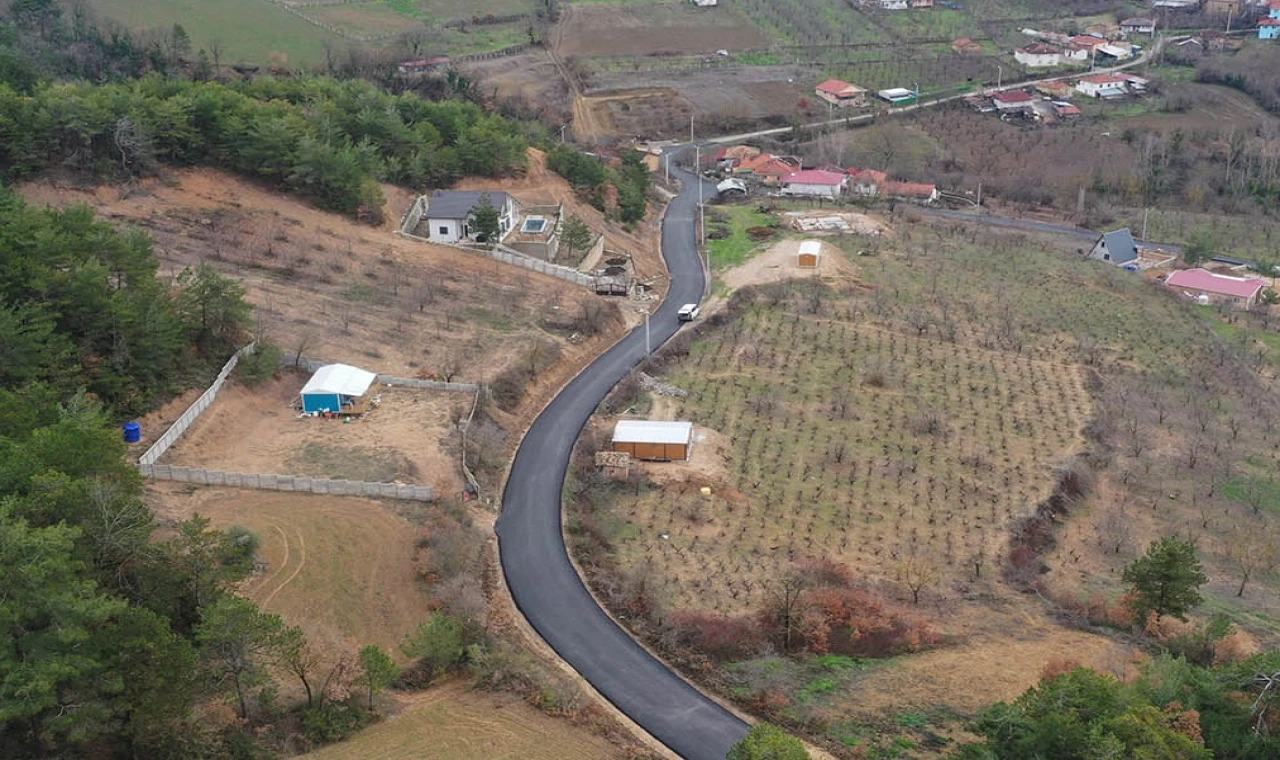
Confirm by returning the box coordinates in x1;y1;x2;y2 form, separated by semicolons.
689;0;718;7
910;0;935;7
1053;101;1082;118
877;0;910;9
881;181;939;203
1120;17;1156;35
780;169;847;199
1261;18;1280;39
1164;268;1269;308
1035;80;1075;99
846;168;888;197
991;90;1037;112
1061;44;1092;62
734;153;801;186
1015;43;1062;67
1085;22;1122;39
422;190;519;244
1076;73;1129;98
814;78;869;108
712;144;761;171
1096;41;1135;60
951;37;983;54
1270;0;1280;18
1088;228;1138;266
1069;34;1109;51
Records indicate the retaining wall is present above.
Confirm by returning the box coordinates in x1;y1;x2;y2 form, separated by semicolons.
138;464;434;501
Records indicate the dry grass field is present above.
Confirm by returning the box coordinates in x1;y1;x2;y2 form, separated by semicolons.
557;2;768;57
149;484;436;656
299;680;626;760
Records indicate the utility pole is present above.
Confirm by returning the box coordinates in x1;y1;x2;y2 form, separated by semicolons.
976;181;982;214
558;124;566;144
689;112;694;144
644;309;650;354
664;152;670;184
996;65;1002;91
1142;207;1149;241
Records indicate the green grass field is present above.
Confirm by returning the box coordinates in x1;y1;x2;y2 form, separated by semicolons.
87;0;340;66
705;205;779;270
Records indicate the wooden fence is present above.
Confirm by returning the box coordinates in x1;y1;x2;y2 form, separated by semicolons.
137;464;434;501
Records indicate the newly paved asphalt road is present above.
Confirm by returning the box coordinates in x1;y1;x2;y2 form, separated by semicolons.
496;155;749;760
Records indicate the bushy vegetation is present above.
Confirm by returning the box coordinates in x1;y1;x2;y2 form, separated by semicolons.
547;143;651;224
0;187;248;412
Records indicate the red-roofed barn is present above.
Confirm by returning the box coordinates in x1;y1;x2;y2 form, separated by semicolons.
1165;268;1269;308
781;169;848;199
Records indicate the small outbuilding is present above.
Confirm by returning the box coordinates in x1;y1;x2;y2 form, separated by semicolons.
1089;228;1138;266
798;240;822;268
300;363;378;415
612;420;693;461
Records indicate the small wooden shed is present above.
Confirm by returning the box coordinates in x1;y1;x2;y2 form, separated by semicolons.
798;240;821;268
611;420;693;461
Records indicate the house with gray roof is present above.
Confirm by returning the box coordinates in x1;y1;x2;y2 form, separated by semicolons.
1089;228;1138;266
423;190;519;244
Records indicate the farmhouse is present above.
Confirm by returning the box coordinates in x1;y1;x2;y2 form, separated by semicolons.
1069;35;1108;51
1015;43;1062;67
1052;101;1082;118
910;0;934;6
1261;19;1280;39
1088;228;1138;266
780;169;847;199
798;240;822;268
1120;17;1156;35
815;78;869;108
612;420;693;461
1270;0;1280;19
881;181;939;203
846;168;887;197
1076;73;1129;98
299;364;378;416
423;190;518;244
1164;268;1268;308
991;90;1036;112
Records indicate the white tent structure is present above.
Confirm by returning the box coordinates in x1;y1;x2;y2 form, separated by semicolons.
299;364;378;415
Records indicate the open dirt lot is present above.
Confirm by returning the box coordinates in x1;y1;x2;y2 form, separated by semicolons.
149;483;434;656
557;2;769;57
717;237;867;295
300;680;625;760
459;50;572;124
162;374;466;495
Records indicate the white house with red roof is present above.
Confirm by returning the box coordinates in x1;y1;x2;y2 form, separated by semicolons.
1165;268;1269;308
1015;44;1062;67
846;168;887;197
881;181;939;203
814;79;869;108
780;169;848;199
1076;73;1129;98
992;90;1037;112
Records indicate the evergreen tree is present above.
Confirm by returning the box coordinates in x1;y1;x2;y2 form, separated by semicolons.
559;214;593;260
1123;537;1208;622
468;193;501;246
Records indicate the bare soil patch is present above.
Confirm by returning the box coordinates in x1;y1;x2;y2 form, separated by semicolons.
719;237;865;294
19;166;623;388
299;679;626;760
162;374;465;496
149;483;434;656
459;51;572;124
558;2;768;57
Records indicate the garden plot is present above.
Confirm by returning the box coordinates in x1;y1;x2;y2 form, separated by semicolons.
162;373;467;497
614;284;1093;615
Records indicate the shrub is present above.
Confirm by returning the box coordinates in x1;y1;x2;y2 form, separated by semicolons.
235;342;282;386
300;703;370;744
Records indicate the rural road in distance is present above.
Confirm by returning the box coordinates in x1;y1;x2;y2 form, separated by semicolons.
496;151;749;760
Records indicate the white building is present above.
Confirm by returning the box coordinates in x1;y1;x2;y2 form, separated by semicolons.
780;170;847;200
423;190;518;244
1076;73;1128;98
690;0;718;6
1015;44;1062;67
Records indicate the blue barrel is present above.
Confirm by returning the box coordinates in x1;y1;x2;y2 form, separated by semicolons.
123;422;142;443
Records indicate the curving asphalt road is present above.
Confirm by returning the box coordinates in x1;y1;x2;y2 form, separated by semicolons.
496;155;749;760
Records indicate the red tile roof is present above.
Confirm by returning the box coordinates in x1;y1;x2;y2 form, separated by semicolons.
783;169;847;186
1261;18;1280;25
881;181;937;198
1070;35;1108;47
815;79;865;97
1080;73;1128;85
993;90;1035;103
1165;268;1267;299
846;168;887;184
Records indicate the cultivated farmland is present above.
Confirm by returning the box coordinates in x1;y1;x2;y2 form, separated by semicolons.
614;280;1093;615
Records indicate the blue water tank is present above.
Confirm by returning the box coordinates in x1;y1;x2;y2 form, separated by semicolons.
123;421;142;443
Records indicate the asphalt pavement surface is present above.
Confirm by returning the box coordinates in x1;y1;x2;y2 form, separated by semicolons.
496;154;749;760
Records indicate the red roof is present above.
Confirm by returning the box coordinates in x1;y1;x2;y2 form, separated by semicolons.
993;90;1035;103
881;181;937;198
846;168;887;184
1080;73;1127;85
1261;18;1280;26
815;79;864;97
738;153;799;176
1070;35;1108;47
1053;103;1082;116
1165;268;1267;299
783;169;847;186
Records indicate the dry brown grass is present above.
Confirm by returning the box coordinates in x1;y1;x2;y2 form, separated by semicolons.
149;484;434;657
299;680;626;760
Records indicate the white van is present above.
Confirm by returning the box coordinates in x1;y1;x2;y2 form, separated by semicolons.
677;303;700;322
